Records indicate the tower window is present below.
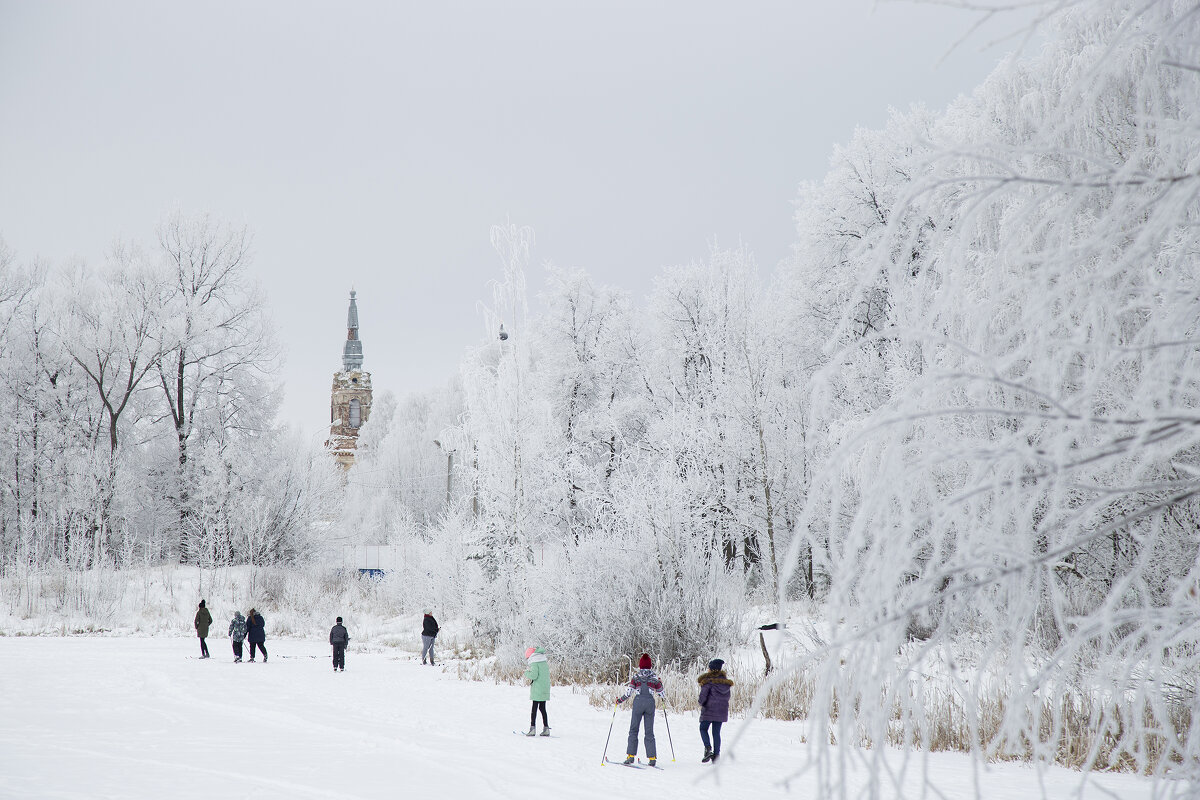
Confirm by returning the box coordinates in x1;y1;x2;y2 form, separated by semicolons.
349;399;361;429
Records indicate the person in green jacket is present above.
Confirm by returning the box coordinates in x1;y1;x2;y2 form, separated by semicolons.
194;600;213;659
523;645;550;736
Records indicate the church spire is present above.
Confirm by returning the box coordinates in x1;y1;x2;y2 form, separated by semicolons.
342;289;364;372
329;288;373;470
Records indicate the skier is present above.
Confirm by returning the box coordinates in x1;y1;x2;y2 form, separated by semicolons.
697;657;733;763
246;608;267;662
330;616;350;671
421;611;439;665
616;653;666;766
194;600;212;659
228;610;247;662
523;645;551;736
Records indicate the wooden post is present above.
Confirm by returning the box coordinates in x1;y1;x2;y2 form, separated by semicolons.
759;630;772;676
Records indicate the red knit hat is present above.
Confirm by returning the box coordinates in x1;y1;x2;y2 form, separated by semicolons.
638;653;652;669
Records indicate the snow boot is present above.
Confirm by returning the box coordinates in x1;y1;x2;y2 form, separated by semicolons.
710;752;720;763
702;748;713;763
623;755;635;765
539;727;551;737
525;727;536;737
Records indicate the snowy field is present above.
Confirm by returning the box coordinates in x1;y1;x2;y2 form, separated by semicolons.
0;637;1183;800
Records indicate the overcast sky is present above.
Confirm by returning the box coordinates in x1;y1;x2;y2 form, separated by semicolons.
0;1;1028;434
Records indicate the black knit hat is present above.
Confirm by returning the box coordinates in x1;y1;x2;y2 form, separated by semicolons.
708;658;724;671
336;617;342;624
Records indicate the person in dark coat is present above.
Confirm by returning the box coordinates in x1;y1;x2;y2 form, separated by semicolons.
697;658;733;763
420;611;439;666
194;600;213;658
228;610;247;662
616;653;666;766
329;616;350;671
246;608;267;662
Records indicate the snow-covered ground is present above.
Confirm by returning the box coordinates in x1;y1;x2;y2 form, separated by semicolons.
1;637;1185;800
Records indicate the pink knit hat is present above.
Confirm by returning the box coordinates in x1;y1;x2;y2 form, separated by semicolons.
525;646;536;659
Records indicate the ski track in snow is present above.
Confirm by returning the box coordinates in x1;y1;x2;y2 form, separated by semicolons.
0;637;1182;800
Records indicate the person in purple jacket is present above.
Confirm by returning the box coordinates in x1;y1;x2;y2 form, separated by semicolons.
697;658;733;763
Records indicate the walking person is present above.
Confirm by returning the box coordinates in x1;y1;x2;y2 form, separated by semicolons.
228;610;247;662
421;611;439;665
194;600;212;659
616;653;666;766
330;616;350;671
246;608;267;662
523;646;550;736
698;658;733;763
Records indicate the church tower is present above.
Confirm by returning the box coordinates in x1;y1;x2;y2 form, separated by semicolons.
328;290;372;469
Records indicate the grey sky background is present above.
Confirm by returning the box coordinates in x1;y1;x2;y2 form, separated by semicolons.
0;1;1029;436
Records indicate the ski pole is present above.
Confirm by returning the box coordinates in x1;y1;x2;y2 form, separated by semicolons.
601;702;619;765
661;704;676;761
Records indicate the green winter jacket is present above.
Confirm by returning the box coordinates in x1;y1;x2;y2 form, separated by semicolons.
195;606;213;638
524;647;550;701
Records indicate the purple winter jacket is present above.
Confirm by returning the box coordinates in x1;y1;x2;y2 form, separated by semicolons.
697;669;733;722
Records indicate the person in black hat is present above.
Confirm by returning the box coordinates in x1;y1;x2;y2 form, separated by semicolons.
329;616;350;672
697;658;733;763
194;600;212;659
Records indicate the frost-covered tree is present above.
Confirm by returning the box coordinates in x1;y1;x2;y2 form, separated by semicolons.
460;225;547;567
530;266;637;545
338;382;465;542
0;219;322;572
155;212;277;562
234;428;343;567
0;259;114;569
638;246;791;591
51;250;169;563
776;2;1200;794
445;236;761;667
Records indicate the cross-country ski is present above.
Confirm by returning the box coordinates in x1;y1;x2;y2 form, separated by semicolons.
514;730;556;738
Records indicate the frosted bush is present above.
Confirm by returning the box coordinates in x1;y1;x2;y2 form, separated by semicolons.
502;535;746;676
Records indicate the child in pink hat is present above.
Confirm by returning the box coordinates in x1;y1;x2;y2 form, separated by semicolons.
523;646;551;736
